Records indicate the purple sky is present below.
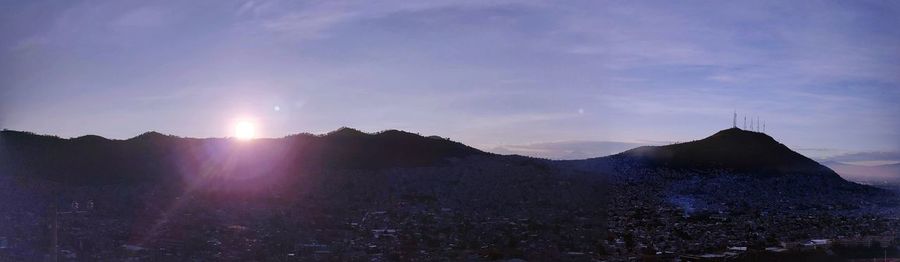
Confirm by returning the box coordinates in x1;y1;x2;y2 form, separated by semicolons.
2;1;899;160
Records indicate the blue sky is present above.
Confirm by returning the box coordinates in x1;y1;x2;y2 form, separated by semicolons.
1;0;899;160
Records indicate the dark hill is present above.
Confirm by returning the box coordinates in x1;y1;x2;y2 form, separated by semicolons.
618;128;839;177
554;128;848;182
557;128;893;214
0;128;487;185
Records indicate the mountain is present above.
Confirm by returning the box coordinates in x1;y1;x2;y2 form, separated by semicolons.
0;128;488;185
559;128;894;214
611;127;841;178
0;129;607;261
0;127;895;261
0;127;862;185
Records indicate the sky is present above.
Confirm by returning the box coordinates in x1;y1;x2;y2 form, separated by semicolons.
1;0;899;161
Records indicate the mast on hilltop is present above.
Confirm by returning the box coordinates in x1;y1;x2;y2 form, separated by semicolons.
733;110;737;128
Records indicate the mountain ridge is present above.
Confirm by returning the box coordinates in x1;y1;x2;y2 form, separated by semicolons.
0;127;489;185
0;127;862;185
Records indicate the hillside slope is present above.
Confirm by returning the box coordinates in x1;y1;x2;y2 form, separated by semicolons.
614;128;841;178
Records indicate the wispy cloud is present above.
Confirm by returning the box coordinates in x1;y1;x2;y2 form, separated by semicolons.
821;151;900;163
490;140;647;160
239;0;533;40
111;6;169;29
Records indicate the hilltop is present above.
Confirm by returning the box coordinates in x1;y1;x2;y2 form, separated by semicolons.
560;128;894;217
0;128;488;184
617;127;840;178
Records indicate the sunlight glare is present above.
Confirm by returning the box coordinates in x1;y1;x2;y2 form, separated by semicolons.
234;121;256;140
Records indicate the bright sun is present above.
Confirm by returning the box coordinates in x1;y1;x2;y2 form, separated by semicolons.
234;121;256;140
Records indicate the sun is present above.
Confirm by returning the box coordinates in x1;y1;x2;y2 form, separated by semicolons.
234;121;256;140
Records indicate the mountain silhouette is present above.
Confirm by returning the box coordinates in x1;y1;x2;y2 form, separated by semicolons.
0;127;862;185
0;128;488;185
559;127;847;184
555;128;894;215
618;128;839;176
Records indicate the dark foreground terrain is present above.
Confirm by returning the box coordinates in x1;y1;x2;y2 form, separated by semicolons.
1;128;897;261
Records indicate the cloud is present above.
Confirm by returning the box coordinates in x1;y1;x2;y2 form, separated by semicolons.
112;6;168;28
10;35;48;51
824;161;900;184
555;1;900;86
489;140;647;160
821;151;900;163
257;5;352;40
241;0;533;40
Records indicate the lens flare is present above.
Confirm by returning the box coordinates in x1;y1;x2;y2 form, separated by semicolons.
234;121;256;140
